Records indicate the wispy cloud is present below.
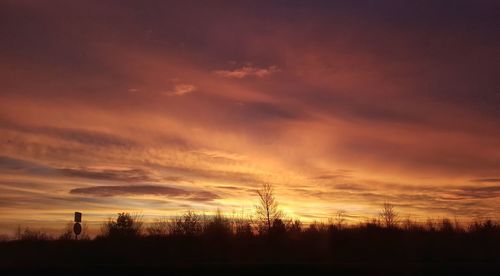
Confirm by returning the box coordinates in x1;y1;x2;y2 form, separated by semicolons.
214;65;279;79
164;84;196;96
59;167;155;183
0;119;137;148
470;178;500;183
451;186;500;199
69;185;219;201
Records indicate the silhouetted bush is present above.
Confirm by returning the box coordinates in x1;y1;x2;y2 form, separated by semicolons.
285;219;302;238
57;222;90;240
146;218;169;237
57;222;74;240
2;197;499;270
1;215;499;271
100;212;143;239
203;210;232;239
269;218;286;237
170;211;202;236
15;226;52;241
233;218;253;238
440;218;455;233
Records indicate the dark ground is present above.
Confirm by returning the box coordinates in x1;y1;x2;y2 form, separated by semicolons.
1;231;499;275
2;216;499;275
2;263;500;275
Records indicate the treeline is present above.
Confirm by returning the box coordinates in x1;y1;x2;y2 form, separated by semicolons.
9;183;499;241
9;210;500;241
1;184;499;268
2;211;499;267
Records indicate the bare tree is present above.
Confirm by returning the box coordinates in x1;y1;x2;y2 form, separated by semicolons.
380;202;398;228
255;183;282;233
335;209;347;229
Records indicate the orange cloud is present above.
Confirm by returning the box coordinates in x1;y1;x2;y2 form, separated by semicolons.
214;65;279;79
164;84;197;96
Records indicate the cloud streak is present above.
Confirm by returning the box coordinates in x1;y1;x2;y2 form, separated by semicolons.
214;65;279;79
164;84;197;96
69;185;219;201
59;168;155;183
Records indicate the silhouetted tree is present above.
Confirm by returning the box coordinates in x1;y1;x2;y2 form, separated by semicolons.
204;210;232;239
255;183;282;234
171;211;202;236
101;212;143;238
426;218;437;232
270;218;286;238
402;215;419;231
440;218;454;233
469;219;498;234
335;209;347;229
58;222;74;240
15;227;51;241
286;219;302;234
146;218;170;236
380;202;398;228
2;212;500;268
234;218;253;238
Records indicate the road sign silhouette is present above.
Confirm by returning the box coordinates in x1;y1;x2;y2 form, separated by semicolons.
74;212;82;223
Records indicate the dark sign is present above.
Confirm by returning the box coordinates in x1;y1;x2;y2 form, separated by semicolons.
73;223;82;236
74;212;82;223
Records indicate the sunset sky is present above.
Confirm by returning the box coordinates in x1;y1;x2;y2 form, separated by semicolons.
1;1;499;234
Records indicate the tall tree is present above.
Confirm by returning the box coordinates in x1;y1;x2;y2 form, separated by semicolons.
255;183;282;233
380;202;398;228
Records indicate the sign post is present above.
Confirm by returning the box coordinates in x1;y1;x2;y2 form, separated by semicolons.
73;212;82;240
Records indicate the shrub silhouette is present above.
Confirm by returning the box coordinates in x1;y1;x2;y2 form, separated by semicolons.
440;218;455;233
101;212;143;238
146;218;169;237
1;212;499;272
233;217;253;238
469;219;498;234
269;218;287;238
57;222;90;240
57;222;75;241
171;211;202;236
15;226;51;241
286;219;302;236
334;209;347;229
2;191;499;271
203;210;232;239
